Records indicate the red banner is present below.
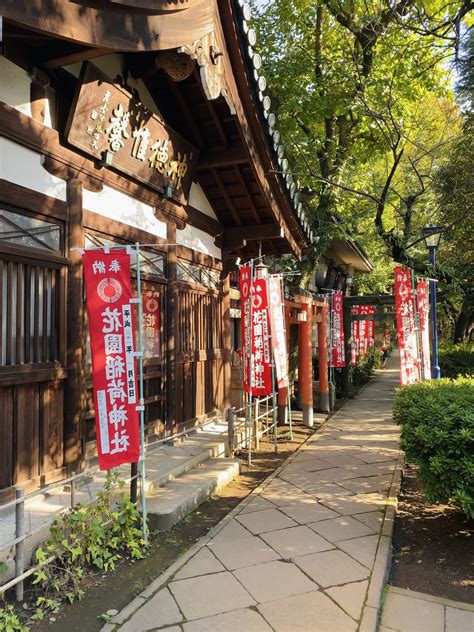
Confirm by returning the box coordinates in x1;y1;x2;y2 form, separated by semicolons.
250;278;273;396
351;320;358;366
83;250;140;470
268;276;289;388
143;289;161;357
417;279;431;380
351;305;375;361
394;266;421;386
240;264;252;392
331;292;345;367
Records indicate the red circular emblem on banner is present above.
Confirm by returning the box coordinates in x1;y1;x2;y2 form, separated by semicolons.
146;297;159;312
97;278;123;303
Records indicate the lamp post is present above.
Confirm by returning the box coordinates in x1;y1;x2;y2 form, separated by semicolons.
420;224;445;379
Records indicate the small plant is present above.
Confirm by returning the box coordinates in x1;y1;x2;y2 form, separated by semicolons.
30;472;146;620
0;603;28;632
394;377;474;518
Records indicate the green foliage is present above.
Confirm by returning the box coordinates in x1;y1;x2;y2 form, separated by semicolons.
393;377;474;518
251;1;470;321
30;473;145;621
439;343;474;378
0;603;28;632
352;348;383;385
334;348;382;396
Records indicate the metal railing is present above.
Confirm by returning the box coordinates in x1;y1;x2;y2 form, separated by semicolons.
0;406;282;600
0;414;225;600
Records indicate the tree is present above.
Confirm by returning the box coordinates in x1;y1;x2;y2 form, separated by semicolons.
251;0;471;296
435;29;474;341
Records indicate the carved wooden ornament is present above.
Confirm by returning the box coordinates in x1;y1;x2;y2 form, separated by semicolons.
178;32;236;114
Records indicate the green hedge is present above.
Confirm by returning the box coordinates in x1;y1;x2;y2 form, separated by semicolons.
439;343;474;378
393;377;474;518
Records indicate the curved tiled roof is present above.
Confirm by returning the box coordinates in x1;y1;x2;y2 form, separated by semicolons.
234;1;317;247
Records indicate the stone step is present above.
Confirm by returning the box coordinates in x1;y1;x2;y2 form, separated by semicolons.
141;423;247;494
146;458;241;531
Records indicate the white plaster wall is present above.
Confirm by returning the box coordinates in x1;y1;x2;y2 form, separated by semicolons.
83;185;167;239
0;138;67;201
177;223;221;260
189;182;218;220
0;57;54;128
0;57;31;118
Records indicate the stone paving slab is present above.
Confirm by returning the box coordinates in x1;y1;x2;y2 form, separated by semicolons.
168;571;256;620
109;357;408;632
380;586;474;632
257;591;358;632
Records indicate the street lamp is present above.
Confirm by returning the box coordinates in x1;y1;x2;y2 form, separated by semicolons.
420;224;445;379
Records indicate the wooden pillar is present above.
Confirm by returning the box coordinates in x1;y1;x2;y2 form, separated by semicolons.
318;303;330;413
166;222;177;431
64;179;85;469
30;69;49;124
297;297;313;427
222;272;232;409
277;305;290;425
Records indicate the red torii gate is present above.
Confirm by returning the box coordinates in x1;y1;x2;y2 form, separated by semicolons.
278;296;330;427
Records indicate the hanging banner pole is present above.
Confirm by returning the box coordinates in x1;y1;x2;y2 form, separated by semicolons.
82;244;147;542
416;279;431;380
248;260;254;467
134;243;148;545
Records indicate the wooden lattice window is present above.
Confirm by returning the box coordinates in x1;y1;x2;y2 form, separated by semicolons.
0;208;65;367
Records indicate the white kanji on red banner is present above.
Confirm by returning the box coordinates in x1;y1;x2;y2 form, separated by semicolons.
331;292;345;367
417;279;431;380
394;266;421;386
268;276;289;388
83;250;140;470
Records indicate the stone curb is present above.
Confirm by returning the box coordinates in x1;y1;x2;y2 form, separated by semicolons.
103;389;370;631
359;449;404;632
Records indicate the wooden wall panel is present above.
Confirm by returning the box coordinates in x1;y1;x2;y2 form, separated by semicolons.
14;383;39;483
40;380;64;472
0;387;14;489
183;362;194;422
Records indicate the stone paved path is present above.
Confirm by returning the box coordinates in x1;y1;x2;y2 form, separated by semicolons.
380;586;474;632
109;359;402;632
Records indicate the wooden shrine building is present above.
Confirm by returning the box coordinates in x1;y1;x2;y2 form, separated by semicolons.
0;0;319;496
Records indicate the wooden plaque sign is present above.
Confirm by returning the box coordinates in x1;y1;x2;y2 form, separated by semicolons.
66;62;198;204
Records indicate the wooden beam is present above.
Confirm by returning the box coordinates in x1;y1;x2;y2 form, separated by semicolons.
197;146;247;170
233;165;261;224
0;180;68;221
159;74;205;148
222;224;284;243
193;66;229;147
219;235;247;250
42;155;103;193
40;46;112;70
210;169;242;226
185;204;223;237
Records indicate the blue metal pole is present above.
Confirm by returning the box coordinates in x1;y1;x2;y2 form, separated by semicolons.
429;246;440;379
